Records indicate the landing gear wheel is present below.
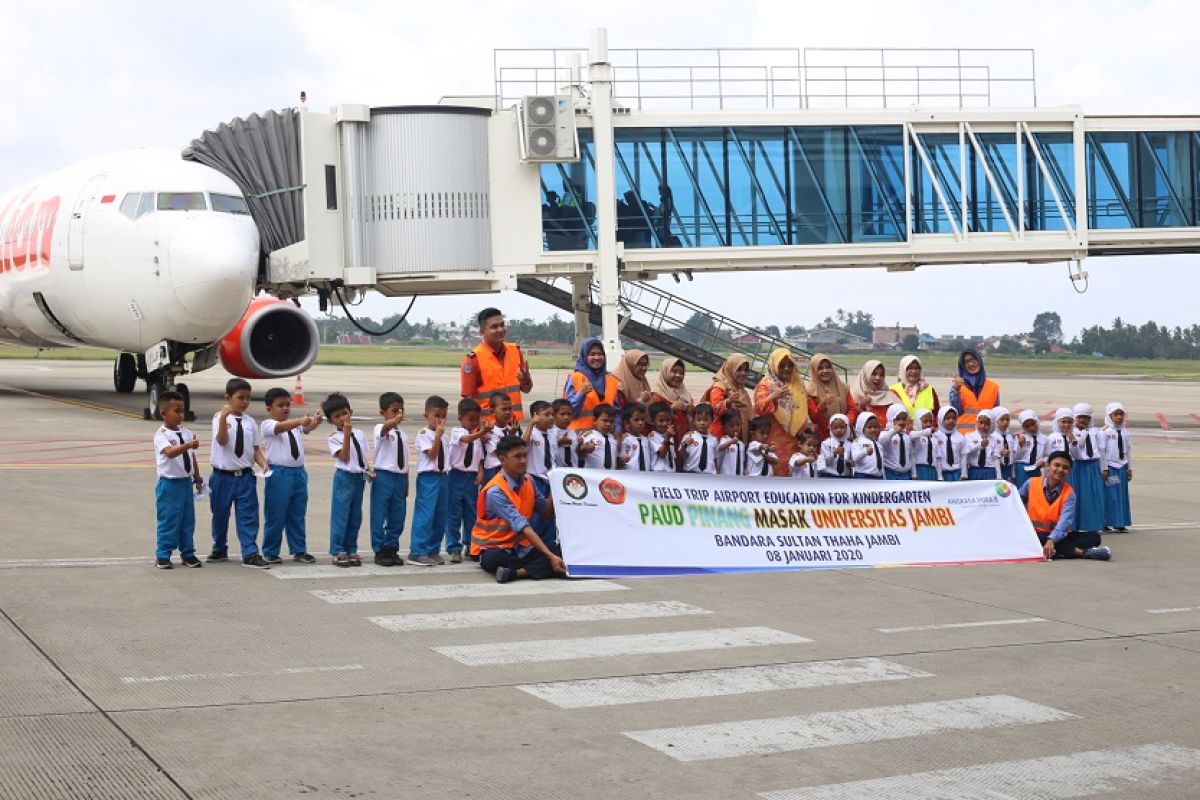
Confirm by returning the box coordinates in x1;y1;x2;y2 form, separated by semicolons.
176;383;194;421
114;353;137;393
146;378;166;422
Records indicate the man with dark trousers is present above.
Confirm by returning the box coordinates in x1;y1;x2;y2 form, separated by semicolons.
1021;450;1112;561
461;307;533;423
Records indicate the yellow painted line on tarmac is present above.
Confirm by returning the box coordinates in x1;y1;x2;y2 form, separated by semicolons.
0;383;144;420
1137;455;1200;460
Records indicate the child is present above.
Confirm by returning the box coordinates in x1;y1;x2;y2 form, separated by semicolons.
445;398;491;563
679;403;718;474
153;390;204;569
409;395;449;566
1046;407;1076;455
963;408;1000;480
261;388;322;565
717;409;746;476
1013;410;1048;488
370;392;409;567
550;398;578;469
911;408;939;482
209;378;270;568
789;433;825;479
745;416;779;477
324;393;371;568
481;391;520;485
1069;402;1105;534
878;404;913;480
850;414;884;479
992;407;1016;483
934;407;964;482
523;400;559;553
619;403;652;471
1102;402;1132;532
821;413;853;478
647;401;678;472
578;404;619;470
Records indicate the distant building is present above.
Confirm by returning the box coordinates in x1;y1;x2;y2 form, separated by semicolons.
336;333;374;345
873;325;920;347
790;327;871;350
731;332;764;347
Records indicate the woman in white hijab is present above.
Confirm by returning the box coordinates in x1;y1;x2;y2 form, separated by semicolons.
889;355;941;419
851;360;893;429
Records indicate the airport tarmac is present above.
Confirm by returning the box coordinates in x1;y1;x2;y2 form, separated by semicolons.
1;359;1199;799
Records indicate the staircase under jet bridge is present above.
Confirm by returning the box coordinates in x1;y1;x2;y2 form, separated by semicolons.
516;277;848;384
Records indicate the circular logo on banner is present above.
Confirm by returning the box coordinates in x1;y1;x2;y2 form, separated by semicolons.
995;482;1013;498
599;477;627;505
562;473;588;500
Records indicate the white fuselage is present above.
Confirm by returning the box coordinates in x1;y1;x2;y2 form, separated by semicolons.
0;149;259;351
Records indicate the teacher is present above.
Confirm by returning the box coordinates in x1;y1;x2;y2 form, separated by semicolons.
753;348;809;476
805;353;858;440
949;348;1000;434
890;355;940;419
461;307;532;421
652;357;694;440
703;354;753;440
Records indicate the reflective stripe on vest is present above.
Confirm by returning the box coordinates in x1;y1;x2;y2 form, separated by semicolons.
889;382;935;420
1026;476;1073;535
567;372;619;430
469;471;536;555
956;380;999;433
472;343;526;420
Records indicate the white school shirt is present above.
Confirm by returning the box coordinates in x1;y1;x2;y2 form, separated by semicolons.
415;428;449;474
372;424;409;474
934;429;965;473
1014;431;1049;469
1046;430;1073;458
648;431;676;472
527;427;557;480
155;426;196;479
448;427;485;473
210;412;258;471
1071;426;1104;463
261;419;307;468
746;441;774;477
329;429;368;474
717;437;746;476
877;428;914;474
789;452;825;479
581;430;620;470
963;431;1000;474
619;433;652;472
850;437;885;477
482;424;520;469
911;428;937;468
551;426;578;469
679;431;718;474
1103;426;1131;469
994;428;1018;469
821;436;852;477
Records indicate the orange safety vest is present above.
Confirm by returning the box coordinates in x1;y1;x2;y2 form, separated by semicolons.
469;471;536;556
1026;476;1073;536
956;379;999;434
567;371;619;430
471;343;526;421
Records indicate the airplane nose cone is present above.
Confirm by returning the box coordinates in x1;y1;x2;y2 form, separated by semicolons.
168;215;260;323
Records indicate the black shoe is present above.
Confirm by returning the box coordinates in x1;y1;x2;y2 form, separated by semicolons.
264;554;283;565
206;550;228;563
390;550;405;566
495;566;516;584
181;556;203;569
374;551;395;567
155;557;172;570
292;552;316;563
242;554;271;569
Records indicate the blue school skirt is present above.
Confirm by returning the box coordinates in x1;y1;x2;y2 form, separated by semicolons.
1014;464;1041;489
1068;459;1105;533
854;473;883;480
1103;464;1132;529
966;466;997;481
940;469;961;482
884;468;912;481
915;464;939;482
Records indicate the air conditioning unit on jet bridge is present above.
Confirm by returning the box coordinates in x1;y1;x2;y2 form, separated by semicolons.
517;95;578;163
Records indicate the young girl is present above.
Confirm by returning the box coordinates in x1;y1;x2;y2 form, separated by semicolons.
1102;402;1132;532
1069;402;1106;533
717;410;746;477
963;409;1000;480
789;433;824;479
878;404;913;480
821;413;853;478
934;407;964;482
745;416;779;477
911;408;939;482
850;414;884;480
1046;408;1076;455
679;403;718;475
1013;410;1048;488
992;407;1016;483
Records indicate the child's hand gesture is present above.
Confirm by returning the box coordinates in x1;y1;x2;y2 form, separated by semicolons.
187;438;200;451
863;444;873;455
834;445;844;457
479;420;495;436
578;437;597;455
220;403;234;417
557;432;572;446
341;418;353;434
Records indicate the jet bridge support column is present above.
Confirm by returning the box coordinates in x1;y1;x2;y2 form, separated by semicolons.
587;29;623;363
571;274;592;351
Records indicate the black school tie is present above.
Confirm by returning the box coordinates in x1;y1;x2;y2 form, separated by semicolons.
808;462;816;478
544;431;553;471
1029;435;1038;465
946;435;955;467
637;437;646;471
234;418;244;458
1002;434;1010;466
561;437;573;467
351;434;365;469
698;437;708;471
926;434;933;464
667;440;675;470
898;434;907;468
287;429;299;460
736;444;743;476
836;445;845;476
603;436;613;469
436;433;445;471
1117;430;1125;460
977;438;986;468
394;431;405;470
760;448;770;476
464;438;475;468
177;433;191;473
873;442;883;472
1085;432;1094;458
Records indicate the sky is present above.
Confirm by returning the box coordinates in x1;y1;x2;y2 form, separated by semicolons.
2;0;1197;339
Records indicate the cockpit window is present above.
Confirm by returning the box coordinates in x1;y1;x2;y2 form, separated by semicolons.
119;193;140;219
210;193;249;215
136;193;155;219
157;192;207;211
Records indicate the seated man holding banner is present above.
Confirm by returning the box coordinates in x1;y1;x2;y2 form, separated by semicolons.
470;435;567;583
1020;450;1112;562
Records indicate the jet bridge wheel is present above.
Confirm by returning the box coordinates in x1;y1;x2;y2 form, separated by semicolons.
113;353;137;393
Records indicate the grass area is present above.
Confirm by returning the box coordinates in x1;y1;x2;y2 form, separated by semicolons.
3;343;1197;379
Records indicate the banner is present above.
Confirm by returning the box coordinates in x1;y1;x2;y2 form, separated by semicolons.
551;469;1043;578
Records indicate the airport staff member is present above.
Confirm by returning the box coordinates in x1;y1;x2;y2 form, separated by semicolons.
1020;450;1111;561
461;307;533;422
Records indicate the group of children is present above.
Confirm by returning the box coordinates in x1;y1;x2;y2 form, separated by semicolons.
151;376;1133;569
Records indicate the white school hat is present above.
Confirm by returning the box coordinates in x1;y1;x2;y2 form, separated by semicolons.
993;406;1010;420
1055;407;1075;421
1073;402;1093;417
976;408;994;423
1018;409;1040;425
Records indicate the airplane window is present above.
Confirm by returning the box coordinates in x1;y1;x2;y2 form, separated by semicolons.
136;192;155;219
210;193;250;215
119;194;140;219
157;192;207;211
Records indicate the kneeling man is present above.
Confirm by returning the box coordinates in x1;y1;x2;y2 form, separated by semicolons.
470;435;567;583
1021;450;1111;561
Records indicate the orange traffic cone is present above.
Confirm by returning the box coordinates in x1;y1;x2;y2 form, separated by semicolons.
293;373;305;406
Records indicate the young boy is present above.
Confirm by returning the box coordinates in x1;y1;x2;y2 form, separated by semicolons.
618;403;651;471
446;398;491;563
679;403;718;475
261;388;322;565
153;390;204;569
481;391;520;485
324;393;370;567
209;378;270;568
523;400;559;553
410;395;449;566
821;414;853;478
717;410;746;477
789;433;824;479
370;392;409;567
578;404;619;470
647;401;678;473
550;398;578;469
746;416;779;477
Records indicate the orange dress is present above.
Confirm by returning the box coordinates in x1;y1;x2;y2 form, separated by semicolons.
704;384;751;441
753;380;801;477
806;392;861;441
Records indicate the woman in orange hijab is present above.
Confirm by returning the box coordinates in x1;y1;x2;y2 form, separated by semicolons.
753;348;810;476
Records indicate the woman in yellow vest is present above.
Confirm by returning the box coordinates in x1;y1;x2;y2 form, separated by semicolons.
1019;450;1111;561
562;336;620;431
949;348;1000;434
889;355;940;420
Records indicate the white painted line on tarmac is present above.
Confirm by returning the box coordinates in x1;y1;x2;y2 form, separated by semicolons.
0;556;148;569
435;627;808;666
1147;606;1200;614
519;657;932;709
121;664;364;684
312;579;629;604
877;617;1047;633
624;695;1075;762
368;600;709;632
271;563;481;579
757;742;1200;800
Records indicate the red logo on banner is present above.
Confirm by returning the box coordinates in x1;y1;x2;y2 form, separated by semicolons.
599;477;626;505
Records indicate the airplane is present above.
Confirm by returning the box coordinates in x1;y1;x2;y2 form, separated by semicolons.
0;149;319;419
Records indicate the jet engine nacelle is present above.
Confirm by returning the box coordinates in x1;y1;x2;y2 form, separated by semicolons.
218;296;319;379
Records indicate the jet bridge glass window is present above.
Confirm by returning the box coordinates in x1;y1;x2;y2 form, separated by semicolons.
157;192;207;211
210;193;250;215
